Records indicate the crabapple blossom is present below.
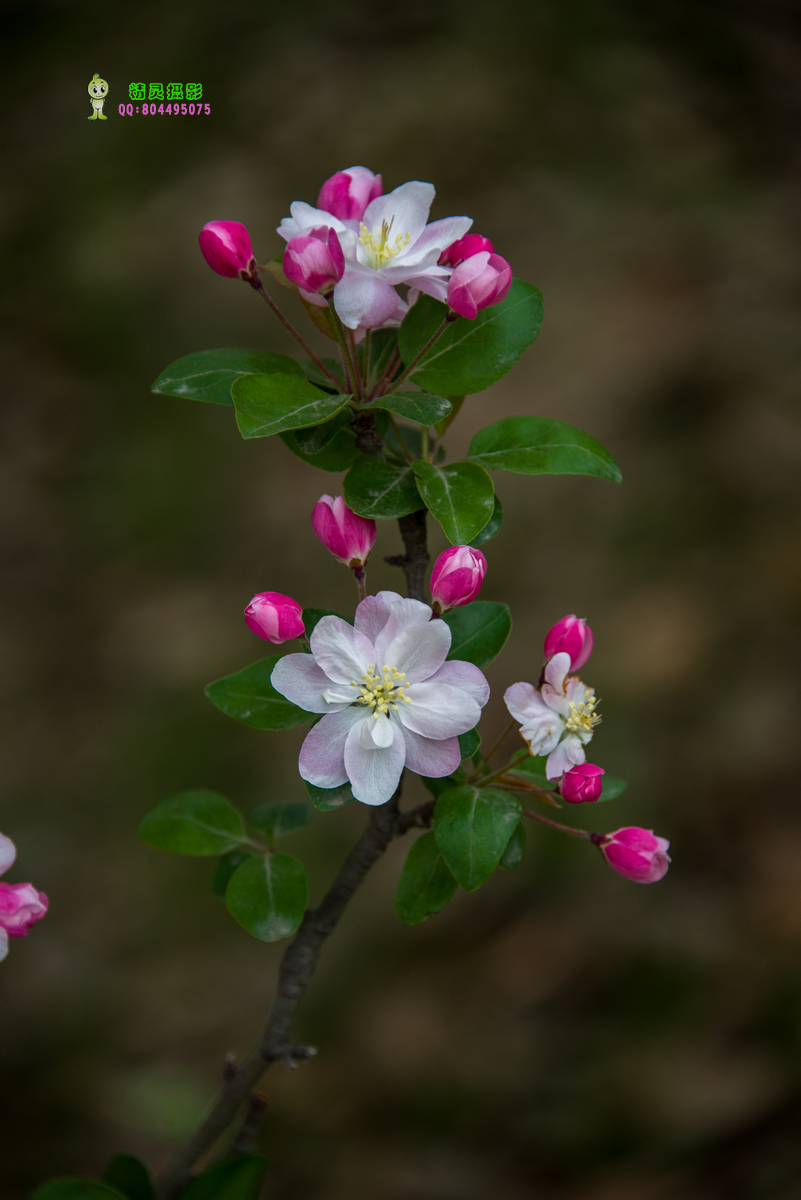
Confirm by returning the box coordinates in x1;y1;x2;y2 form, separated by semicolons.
438;233;494;267
447;252;513;319
544;614;593;672
271;591;489;806
504;652;600;780
0;833;48;962
317;166;383;224
597;827;671;883
312;495;376;568
244;592;305;644
561;763;605;803
429;546;487;614
283;227;345;296
198;221;257;280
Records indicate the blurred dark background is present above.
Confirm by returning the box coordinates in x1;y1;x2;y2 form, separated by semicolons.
2;1;801;1197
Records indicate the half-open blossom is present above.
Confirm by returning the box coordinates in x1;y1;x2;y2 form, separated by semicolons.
317;166;383;224
271;591;490;806
0;833;48;962
447;252;512;319
561;763;605;803
198;221;257;280
544;614;593;672
504;652;600;780
597;827;671;884
244;592;305;644
430;546;487;614
439;234;494;267
312;495;376;568
283;227;345;296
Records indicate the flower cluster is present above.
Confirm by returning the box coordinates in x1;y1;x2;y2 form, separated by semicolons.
0;833;48;961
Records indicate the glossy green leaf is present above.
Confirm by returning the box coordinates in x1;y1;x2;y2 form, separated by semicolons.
421;766;468;799
139;791;245;856
292;406;354;455
506;755;552;790
395;832;458;925
248;801;312;839
383;423;444;464
301;357;347;391
362;329;399;381
433;786;522;891
599;774;628;802
151;349;303;408
468;415;621;483
343;455;422;519
398;280;543;395
443;601;511;669
305;780;355;811
370;392;452;426
232;373;351;440
32;1184;125;1200
213;850;256;898
102;1156;155;1200
280;427;358;472
412;460;495;545
469;495;503;547
205;656;311;730
458;728;481;760
226;854;308;941
181;1155;268;1200
302;608;353;639
499;822;526;869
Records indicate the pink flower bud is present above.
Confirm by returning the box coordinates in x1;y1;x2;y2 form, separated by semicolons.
438;234;495;267
283;227;345;296
198;221;257;280
0;882;48;939
317;166;383;222
430;546;487;614
543;614;593;672
447;252;513;320
561;763;605;803
244;592;305;644
597;827;671;884
311;495;376;568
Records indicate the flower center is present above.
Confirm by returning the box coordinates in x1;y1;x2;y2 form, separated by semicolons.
358;217;411;269
564;689;601;735
351;663;412;719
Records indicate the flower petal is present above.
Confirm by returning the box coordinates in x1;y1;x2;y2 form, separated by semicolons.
277;201;348;242
428;660;490;707
546;734;585;779
368;712;394;747
354;591;399;643
504;681;552;723
398;681;481;739
298;707;366;788
375;617;452;684
0;834;16;877
411;215;473;259
310;616;374;684
271;653;351;713
401;728;461;778
333;269;402;330
362;181;435;251
544;652;571;691
344;716;406;806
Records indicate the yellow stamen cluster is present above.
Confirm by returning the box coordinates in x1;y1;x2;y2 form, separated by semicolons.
565;688;601;734
351;663;412;719
358;217;411;269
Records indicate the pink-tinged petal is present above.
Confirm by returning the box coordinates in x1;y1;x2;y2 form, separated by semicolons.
400;274;450;303
309;616;374;683
0;883;48;936
564;676;593;705
333;270;402;330
271;654;350;714
362;181;436;250
409;215;473;259
344;718;406;806
354;591;398;642
544;652;571;690
277;201;348;243
0;835;16;877
298;708;366;788
0;928;7;962
372;597;437;667
520;715;562;757
504;681;550;723
601;828;671;884
398;682;481;739
546;735;585;780
376;620;452;684
428;660;490;707
401;728;461;777
368;713;395;748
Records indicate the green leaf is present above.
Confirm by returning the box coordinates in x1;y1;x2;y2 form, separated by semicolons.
370;392;452;426
151;349;304;408
181;1156;268;1200
421;766;467;799
499;822;526;869
102;1156;155;1200
343;455;422;519
469;494;503;547
433;787;522;891
31;1182;126;1200
139;791;245;856
599;774;628;802
280;427;358;472
213;851;255;898
458;728;481;760
305;780;355;811
412;460;495;545
443;601;511;669
232;373;351;440
226;854;308;941
302;608;353;640
395;832;458;925
362;329;399;380
292;406;354;455
248;801;312;839
205;656;311;730
301;357;347;391
383;422;443;464
506;755;552;790
468;415;621;483
398;280;543;394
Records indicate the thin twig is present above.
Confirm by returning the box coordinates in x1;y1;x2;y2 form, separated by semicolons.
370;345;401;400
352;566;367;602
522;808;593;839
251;278;339;386
387;414;413;464
387;317;451;392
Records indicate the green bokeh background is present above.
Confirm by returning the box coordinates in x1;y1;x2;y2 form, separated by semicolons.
2;2;800;1196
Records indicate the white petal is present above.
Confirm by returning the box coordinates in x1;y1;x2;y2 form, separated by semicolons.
333;269;401;330
0;928;7;962
397;681;481;739
401;728;461;778
368;712;395;747
565;676;595;704
271;653;350;713
504;681;552;723
545;735;585;780
376;620;451;685
411;215;473;258
0;834;16;876
298;707;366;788
544;652;571;691
400;273;450;303
520;713;563;756
428;660;490;706
344;716;406;806
309;616;374;684
362;181;435;251
354;592;399;642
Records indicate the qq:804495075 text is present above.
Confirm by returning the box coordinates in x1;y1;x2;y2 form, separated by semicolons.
119;102;211;115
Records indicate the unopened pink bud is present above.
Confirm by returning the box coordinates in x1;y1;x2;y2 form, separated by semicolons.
317;166;383;222
0;882;48;938
543;614;593;672
447;252;512;320
283;227;345;295
597;827;671;884
429;545;487;614
244;592;305;644
438;234;495;267
198;221;257;280
311;495;376;568
561;763;605;803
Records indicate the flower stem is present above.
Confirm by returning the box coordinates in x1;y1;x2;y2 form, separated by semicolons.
477;719;516;771
251;277;340;386
352;565;367;602
388;316;451;392
362;328;372;390
370;346;401;400
522;808;593;840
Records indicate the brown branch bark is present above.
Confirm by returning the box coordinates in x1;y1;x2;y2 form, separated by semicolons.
385;508;430;602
